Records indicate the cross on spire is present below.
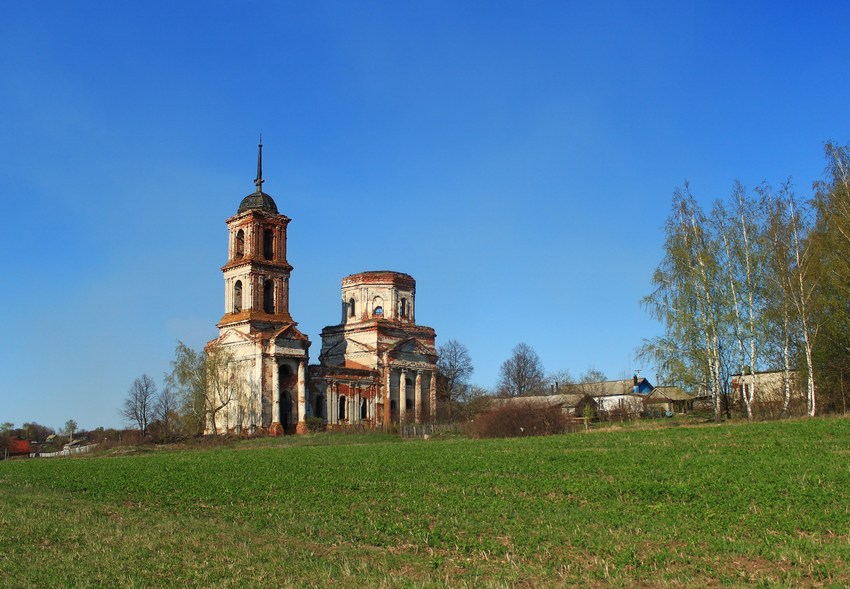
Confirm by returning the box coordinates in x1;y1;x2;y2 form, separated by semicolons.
254;134;264;193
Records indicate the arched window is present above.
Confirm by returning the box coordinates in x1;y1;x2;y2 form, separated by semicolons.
263;279;274;313
235;229;245;259
348;298;356;318
372;296;384;317
263;229;274;260
233;280;243;313
400;297;408;318
338;395;347;421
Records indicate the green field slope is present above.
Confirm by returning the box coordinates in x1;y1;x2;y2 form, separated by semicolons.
1;420;849;588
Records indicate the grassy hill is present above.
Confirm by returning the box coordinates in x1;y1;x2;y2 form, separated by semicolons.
1;419;849;588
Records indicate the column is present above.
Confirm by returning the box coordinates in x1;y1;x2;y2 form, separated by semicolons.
399;368;407;424
383;356;391;428
429;370;437;423
414;370;422;425
296;359;307;433
325;382;333;425
333;381;340;424
270;360;282;435
354;385;361;423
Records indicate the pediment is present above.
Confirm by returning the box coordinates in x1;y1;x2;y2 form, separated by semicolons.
344;338;377;354
215;328;256;346
387;337;436;359
272;323;309;343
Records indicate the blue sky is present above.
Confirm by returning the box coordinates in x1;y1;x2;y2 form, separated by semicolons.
2;1;849;431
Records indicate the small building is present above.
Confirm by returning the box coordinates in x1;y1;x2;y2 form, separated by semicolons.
494;393;596;416
7;437;31;457
644;386;694;415
584;376;653;416
730;370;799;403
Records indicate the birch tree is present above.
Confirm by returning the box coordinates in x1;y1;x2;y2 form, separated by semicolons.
167;341;240;435
643;185;752;421
812;143;850;412
713;184;767;419
786;186;818;416
760;187;800;415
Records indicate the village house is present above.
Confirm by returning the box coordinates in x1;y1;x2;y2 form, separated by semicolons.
493;393;597;416
644;386;694;415
582;376;653;417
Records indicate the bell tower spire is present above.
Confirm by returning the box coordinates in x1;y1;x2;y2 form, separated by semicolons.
254;134;264;193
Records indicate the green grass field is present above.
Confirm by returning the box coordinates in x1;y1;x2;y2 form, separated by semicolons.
2;419;849;588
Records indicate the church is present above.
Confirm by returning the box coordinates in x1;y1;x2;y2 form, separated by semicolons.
207;144;438;434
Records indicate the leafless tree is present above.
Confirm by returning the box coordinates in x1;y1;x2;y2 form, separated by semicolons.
496;343;545;397
546;369;575;395
152;385;179;441
122;374;156;437
437;339;474;418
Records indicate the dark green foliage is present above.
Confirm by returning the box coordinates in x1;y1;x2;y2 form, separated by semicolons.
305;416;325;432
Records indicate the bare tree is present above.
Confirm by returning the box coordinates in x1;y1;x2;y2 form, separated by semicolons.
152;385;179;441
546;369;575;394
437;339;474;418
122;374;156;437
576;368;608;398
496;343;545;397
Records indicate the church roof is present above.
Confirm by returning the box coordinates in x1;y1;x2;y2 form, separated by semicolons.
238;190;278;214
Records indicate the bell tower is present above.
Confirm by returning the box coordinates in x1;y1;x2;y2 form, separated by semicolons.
211;140;311;435
220;141;293;324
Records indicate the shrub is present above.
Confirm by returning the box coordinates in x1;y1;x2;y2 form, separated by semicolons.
305;416;325;433
466;402;573;438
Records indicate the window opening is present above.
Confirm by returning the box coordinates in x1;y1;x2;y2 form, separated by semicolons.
235;230;245;259
349;298;356;318
233;280;243;313
263;279;275;313
263;229;274;260
338;395;347;421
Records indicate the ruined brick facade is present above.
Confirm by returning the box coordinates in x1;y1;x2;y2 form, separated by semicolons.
313;271;438;428
208;145;437;434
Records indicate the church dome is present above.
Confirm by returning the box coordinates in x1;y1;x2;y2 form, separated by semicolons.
237;190;278;214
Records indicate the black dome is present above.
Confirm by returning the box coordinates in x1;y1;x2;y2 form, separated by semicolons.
237;190;278;214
